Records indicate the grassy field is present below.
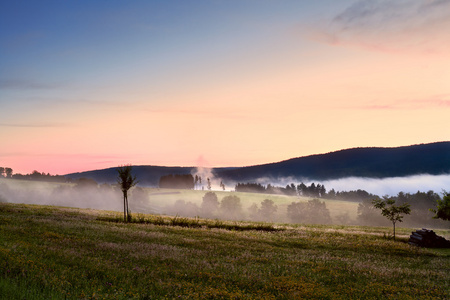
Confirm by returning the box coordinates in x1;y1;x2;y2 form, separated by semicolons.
0;178;361;223
1;203;449;299
146;188;360;223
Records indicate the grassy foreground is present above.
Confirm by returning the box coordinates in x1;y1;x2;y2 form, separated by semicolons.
0;203;449;299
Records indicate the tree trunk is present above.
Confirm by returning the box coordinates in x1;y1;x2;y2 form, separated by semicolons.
123;194;126;222
125;194;130;222
393;221;396;241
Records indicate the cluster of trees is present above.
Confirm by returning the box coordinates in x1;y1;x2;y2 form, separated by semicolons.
167;192;244;220
235;183;266;193
356;190;448;228
328;189;379;201
287;199;332;224
431;192;450;221
0;168;69;183
166;192;334;225
234;182;309;196
235;181;378;201
248;199;278;222
12;170;67;183
0;167;13;178
159;174;216;190
159;174;195;189
167;192;279;222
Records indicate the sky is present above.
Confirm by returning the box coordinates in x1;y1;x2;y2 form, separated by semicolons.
1;0;450;175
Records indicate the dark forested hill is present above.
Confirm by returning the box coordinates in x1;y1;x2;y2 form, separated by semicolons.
217;142;450;182
65;142;450;186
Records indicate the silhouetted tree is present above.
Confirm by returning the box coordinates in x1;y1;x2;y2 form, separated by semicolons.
194;175;199;190
5;168;12;178
220;195;242;220
201;192;219;218
430;191;450;221
207;178;211;190
297;183;307;196
318;184;326;198
373;197;411;240
327;188;336;199
287;199;331;224
285;184;296;196
0;167;4;178
259;199;277;221
117;165;137;222
357;198;386;226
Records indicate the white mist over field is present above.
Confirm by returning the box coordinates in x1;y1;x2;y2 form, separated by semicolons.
248;174;450;197
321;174;450;196
0;179;123;212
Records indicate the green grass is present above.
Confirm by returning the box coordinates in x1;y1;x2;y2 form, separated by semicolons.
146;188;360;222
1;203;449;299
0;178;362;223
98;213;282;232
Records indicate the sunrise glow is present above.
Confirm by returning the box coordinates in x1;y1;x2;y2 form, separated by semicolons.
1;1;449;175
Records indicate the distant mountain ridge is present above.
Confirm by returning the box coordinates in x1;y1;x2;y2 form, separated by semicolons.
65;142;450;186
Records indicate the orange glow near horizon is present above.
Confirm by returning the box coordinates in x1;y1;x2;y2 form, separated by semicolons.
1;1;449;175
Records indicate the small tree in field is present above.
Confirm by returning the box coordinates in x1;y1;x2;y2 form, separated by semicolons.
117;165;138;222
372;197;411;240
430;191;450;221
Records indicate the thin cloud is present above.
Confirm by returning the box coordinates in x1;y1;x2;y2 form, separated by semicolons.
0;122;69;128
0;79;64;90
314;0;450;55
356;95;450;110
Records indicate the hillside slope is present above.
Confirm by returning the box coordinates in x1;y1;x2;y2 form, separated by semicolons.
218;141;450;181
65;142;450;185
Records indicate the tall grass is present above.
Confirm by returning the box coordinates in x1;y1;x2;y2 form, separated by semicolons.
97;213;282;232
1;203;449;299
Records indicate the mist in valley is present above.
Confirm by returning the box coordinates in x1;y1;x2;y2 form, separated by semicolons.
1;172;449;229
321;174;450;196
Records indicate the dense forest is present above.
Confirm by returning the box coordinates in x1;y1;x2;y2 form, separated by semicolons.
235;181;378;201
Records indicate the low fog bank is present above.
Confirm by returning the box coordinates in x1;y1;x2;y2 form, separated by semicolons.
321;174;450;196
0;178;123;212
242;174;450;197
1;174;449;229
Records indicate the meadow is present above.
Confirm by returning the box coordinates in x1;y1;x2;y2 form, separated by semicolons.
141;188;360;224
0;178;360;224
1;203;449;299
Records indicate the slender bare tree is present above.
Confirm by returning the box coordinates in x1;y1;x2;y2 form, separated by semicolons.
373;197;411;240
117;165;138;222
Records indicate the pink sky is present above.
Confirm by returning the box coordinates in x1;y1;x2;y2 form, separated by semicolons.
1;1;449;175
